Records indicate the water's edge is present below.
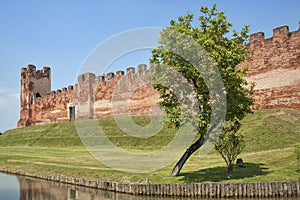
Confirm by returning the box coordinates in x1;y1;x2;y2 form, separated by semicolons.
1;168;299;198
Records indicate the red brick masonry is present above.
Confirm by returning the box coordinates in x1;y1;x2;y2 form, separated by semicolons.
18;23;300;127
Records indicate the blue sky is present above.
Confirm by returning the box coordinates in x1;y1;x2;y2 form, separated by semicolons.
0;0;299;132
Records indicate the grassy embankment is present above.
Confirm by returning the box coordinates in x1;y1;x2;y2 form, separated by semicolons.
0;108;299;184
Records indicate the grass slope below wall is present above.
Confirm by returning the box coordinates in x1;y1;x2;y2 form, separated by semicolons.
0;108;299;183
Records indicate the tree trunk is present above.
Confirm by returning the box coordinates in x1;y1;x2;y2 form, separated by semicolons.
171;123;218;176
171;136;205;176
227;163;233;173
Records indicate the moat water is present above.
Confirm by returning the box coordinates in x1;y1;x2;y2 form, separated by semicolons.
0;173;295;200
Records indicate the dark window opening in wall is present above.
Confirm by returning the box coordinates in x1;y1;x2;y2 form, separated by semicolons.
69;107;75;121
35;92;41;98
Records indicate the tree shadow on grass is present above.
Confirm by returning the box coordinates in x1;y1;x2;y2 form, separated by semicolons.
179;162;269;183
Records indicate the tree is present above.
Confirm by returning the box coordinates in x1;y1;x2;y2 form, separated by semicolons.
149;5;254;176
215;120;245;173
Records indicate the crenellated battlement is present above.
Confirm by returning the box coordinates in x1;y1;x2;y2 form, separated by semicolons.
35;85;74;102
246;22;300;76
249;22;300;47
96;64;148;86
18;22;300;128
21;64;51;79
273;25;289;39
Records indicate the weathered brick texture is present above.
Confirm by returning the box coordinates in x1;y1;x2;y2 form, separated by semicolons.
245;23;300;111
17;23;300;127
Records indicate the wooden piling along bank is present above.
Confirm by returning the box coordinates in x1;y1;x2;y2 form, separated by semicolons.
1;169;299;198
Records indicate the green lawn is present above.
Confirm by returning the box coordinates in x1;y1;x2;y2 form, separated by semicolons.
0;108;299;184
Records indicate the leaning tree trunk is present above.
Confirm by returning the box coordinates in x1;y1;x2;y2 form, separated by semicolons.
171;124;218;176
171;136;205;176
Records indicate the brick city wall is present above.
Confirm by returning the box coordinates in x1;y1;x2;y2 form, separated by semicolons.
17;23;300;127
17;64;160;127
244;23;300;111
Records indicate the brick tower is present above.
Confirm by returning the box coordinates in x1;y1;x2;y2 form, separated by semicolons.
17;65;51;127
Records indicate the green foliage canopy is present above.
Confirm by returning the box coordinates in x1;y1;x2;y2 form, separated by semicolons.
150;4;254;136
215;120;245;172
